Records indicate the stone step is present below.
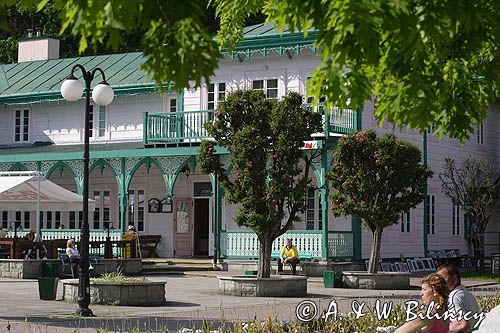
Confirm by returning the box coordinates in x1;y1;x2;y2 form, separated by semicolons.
142;263;214;274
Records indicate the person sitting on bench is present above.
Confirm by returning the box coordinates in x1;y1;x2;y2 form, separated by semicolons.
278;239;300;275
66;239;80;277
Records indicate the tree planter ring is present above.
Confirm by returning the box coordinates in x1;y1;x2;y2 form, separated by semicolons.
62;279;166;305
218;275;308;297
342;271;411;290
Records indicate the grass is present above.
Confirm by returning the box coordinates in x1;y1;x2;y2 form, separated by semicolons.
460;271;500;282
91;270;150;283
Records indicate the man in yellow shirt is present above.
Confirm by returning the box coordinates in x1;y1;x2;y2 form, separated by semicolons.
278;239;300;275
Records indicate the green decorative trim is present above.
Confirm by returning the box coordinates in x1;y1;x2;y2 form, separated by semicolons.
0;83;165;106
423;131;428;256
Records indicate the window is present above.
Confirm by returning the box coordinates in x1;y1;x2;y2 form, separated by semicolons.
426;194;435;235
88;105;94;138
207;82;226;110
252;79;278;99
127;189;145;232
400;211;411;233
452;204;460;235
93;190;110;229
477;121;484;144
15;211;31;229
14;109;29;142
1;211;8;229
40;211;61;229
170;97;177;112
98;105;106;137
305;188;322;230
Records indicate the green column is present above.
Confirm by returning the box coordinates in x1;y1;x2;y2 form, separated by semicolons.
423;131;428;256
215;174;222;259
352;216;362;260
320;150;329;260
119;158;128;233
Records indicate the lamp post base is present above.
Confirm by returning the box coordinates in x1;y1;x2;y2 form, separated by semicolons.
75;308;94;317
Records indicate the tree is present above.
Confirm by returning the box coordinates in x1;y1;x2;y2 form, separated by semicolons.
440;157;500;271
197;90;322;278
328;130;432;273
7;0;497;141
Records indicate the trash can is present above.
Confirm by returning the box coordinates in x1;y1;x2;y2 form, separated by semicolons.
42;261;60;277
38;277;59;300
324;271;343;288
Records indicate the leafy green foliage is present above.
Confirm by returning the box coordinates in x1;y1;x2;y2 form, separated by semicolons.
199;90;322;236
329;130;432;272
213;0;500;142
22;0;221;90
198;90;322;277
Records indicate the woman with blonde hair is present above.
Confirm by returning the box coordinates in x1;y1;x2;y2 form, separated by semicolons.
395;273;450;333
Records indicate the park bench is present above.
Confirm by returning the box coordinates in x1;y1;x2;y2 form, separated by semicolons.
59;252;104;277
139;235;162;258
271;251;312;274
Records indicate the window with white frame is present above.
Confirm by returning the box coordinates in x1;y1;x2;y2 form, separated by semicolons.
97;105;106;138
93;190;111;229
207;82;226;110
15;211;31;229
40;211;61;229
1;211;8;229
305;188;322;230
426;194;436;235
169;96;177;112
14;109;30;142
127;189;145;232
252;79;278;99
452;203;460;235
477;121;484;144
400;211;411;233
69;211;83;229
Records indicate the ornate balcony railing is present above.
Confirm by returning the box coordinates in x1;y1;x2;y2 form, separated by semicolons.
144;107;359;144
220;229;354;259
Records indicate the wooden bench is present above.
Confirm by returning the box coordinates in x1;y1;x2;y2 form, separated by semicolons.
139;235;162;258
59;252;104;277
271;251;312;274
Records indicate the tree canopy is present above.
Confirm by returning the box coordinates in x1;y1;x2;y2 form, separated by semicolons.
328;130;432;273
197;90;322;277
4;0;499;141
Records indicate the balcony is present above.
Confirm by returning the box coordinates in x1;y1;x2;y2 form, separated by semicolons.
143;107;359;145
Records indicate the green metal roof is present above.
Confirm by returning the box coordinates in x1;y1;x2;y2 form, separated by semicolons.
0;23;317;105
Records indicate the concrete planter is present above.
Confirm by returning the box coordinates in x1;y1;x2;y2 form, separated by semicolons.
342;271;411;290
62;279;166;305
218;275;308;297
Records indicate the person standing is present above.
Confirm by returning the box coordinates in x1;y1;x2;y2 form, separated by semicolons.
278;238;300;275
437;264;481;332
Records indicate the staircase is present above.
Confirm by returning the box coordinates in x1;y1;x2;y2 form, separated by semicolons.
141;258;214;275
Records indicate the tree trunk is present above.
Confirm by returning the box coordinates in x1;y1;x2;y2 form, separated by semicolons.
478;233;485;272
258;236;273;278
367;227;383;274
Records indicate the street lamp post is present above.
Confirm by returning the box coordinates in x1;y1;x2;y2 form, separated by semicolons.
61;65;114;317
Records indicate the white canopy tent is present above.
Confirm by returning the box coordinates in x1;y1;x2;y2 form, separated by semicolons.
0;171;95;239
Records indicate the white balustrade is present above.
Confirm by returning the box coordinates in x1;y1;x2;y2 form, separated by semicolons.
6;229;123;241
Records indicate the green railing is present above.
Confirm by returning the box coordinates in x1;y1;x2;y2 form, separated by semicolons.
144;110;213;144
220;229;354;259
144;107;358;144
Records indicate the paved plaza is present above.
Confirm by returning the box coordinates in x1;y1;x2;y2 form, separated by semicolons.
0;271;498;332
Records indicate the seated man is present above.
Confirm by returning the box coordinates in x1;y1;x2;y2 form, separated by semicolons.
278;239;300;275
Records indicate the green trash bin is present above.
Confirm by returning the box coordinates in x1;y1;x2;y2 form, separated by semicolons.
324;271;343;288
42;261;60;277
38;277;58;300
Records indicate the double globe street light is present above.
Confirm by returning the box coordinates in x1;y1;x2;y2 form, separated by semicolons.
61;65;114;316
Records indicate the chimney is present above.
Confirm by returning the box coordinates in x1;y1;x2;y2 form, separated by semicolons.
17;28;60;63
